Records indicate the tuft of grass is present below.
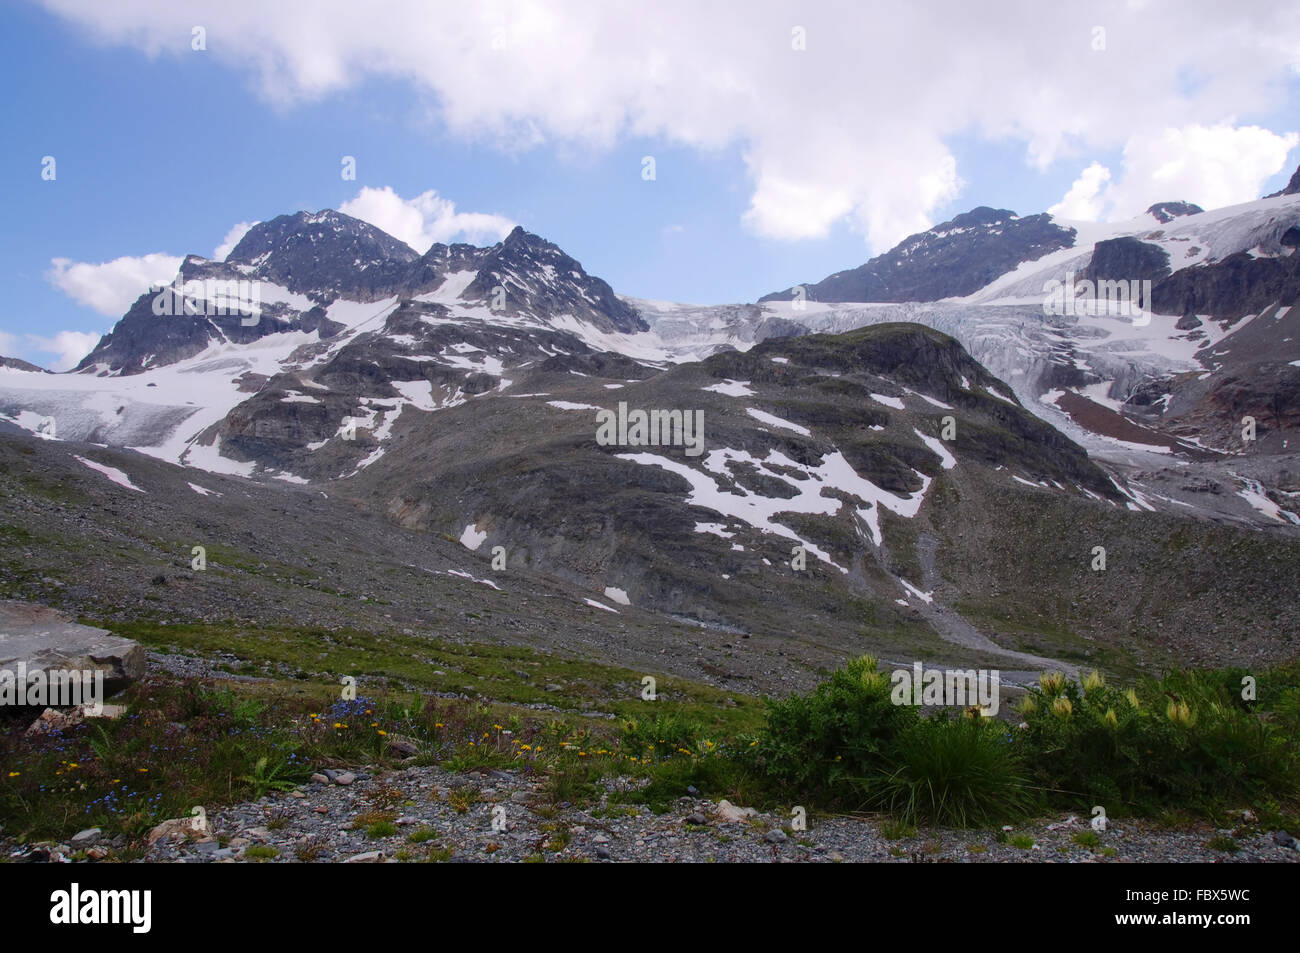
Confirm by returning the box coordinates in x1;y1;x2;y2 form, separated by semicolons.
1205;834;1240;853
244;845;280;861
1071;830;1101;849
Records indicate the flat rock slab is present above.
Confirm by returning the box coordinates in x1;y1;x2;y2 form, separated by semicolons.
0;601;145;691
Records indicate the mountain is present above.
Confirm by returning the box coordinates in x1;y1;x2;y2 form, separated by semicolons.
760;207;1078;304
72;213;644;377
3;182;1299;682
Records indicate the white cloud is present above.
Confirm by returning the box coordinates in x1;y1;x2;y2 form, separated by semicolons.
339;187;515;252
1050;125;1299;221
1104;125;1300;217
37;0;1300;250
214;221;259;261
0;330;19;357
24;331;102;371
1049;162;1113;220
45;253;183;317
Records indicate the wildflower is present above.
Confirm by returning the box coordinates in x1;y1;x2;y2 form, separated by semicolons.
377;730;387;736
1040;672;1066;695
138;767;149;773
1123;688;1140;709
1052;696;1073;718
1018;696;1037;715
1082;670;1105;694
1166;700;1196;727
435;723;444;728
1103;708;1118;729
749;741;758;747
521;744;532;751
7;772;18;778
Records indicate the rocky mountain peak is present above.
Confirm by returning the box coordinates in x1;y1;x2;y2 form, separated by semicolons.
1146;201;1204;224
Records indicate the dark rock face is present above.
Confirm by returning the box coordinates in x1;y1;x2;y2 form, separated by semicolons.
1264;163;1300;199
449;227;646;334
760;206;1076;304
1146;201;1203;224
74;213;645;375
1151;252;1300;320
227;210;419;299
0;357;48;373
1083;236;1172;286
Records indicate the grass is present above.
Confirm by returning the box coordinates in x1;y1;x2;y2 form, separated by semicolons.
1071;830;1100;849
1205;835;1240;853
3;629;1295;858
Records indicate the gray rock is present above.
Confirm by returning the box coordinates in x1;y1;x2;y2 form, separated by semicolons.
343;850;384;863
764;829;788;844
686;812;707;825
70;828;101;847
1271;830;1299;850
0;601;146;695
595;846;611;860
333;772;356;786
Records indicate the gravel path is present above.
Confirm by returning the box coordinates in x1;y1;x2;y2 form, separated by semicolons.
102;764;1300;864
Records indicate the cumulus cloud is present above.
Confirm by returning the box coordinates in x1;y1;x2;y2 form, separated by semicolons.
24;331;103;371
1050;125;1299;221
37;0;1300;251
339;187;515;252
45;253;183;317
1048;162;1113;220
214;221;259;261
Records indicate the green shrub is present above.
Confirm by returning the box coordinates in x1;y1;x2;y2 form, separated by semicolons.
869;714;1036;826
1016;668;1299;815
750;655;917;803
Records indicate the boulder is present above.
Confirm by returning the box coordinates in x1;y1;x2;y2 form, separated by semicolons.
0;601;145;697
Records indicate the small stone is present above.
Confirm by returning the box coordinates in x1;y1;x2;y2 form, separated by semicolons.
593;833;610;844
228;837;249;848
288;790;306;799
715;799;757;823
1270;830;1299;850
686;812;707;825
344;850;384;863
764;829;788;844
686;785;699;796
25;707;83;737
333;772;356;786
241;826;271;842
595;846;611;860
396;815;418;826
85;847;109;861
313;805;329;814
310;773;330;784
828;850;844;863
71;827;101;847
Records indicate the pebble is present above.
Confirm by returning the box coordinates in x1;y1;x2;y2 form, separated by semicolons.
110;763;1300;866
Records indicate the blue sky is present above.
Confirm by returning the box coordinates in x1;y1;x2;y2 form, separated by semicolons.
2;1;1298;369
